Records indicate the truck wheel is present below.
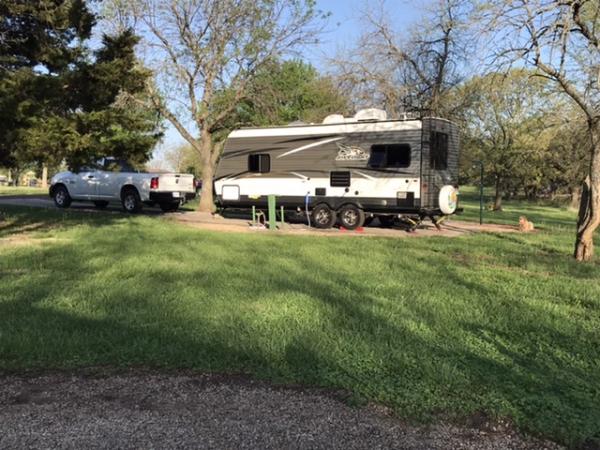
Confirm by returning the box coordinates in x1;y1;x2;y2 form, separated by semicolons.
311;204;336;228
338;205;365;230
159;202;179;212
53;185;72;208
121;188;142;213
93;201;109;209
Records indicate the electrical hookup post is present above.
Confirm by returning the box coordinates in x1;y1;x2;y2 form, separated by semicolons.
267;195;285;230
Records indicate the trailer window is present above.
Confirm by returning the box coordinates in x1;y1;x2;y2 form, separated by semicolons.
368;144;411;168
248;154;270;173
430;132;448;170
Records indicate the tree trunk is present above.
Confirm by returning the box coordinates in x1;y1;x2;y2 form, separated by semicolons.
198;130;216;213
570;185;582;210
493;177;503;211
574;126;600;261
41;165;48;189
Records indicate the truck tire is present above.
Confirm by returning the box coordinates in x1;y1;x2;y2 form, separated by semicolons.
93;201;109;209
53;185;72;208
311;204;336;228
121;188;142;213
338;204;365;230
159;202;179;212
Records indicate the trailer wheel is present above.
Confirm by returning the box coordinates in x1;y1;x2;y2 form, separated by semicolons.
338;205;365;230
311;204;336;228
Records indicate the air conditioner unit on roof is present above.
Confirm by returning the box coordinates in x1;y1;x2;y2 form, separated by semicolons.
354;108;387;121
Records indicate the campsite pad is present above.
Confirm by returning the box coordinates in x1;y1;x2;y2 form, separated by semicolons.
173;212;519;238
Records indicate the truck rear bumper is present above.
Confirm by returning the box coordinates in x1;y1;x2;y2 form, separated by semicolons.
149;191;196;203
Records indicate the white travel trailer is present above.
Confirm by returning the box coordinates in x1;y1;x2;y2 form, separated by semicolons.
214;109;459;229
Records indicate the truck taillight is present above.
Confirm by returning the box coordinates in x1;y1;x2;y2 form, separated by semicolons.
150;177;159;189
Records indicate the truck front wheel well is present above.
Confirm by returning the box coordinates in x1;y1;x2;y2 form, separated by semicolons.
49;182;67;197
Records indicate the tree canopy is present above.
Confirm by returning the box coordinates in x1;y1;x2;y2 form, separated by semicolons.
0;0;161;171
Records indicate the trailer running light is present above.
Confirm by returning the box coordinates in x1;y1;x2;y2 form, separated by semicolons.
150;177;159;189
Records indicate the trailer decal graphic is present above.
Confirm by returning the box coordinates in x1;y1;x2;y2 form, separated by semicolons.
335;142;369;161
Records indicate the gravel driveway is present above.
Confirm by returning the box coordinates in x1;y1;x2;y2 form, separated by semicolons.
0;372;561;450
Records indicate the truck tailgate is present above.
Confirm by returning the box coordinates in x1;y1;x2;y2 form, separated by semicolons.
157;174;195;192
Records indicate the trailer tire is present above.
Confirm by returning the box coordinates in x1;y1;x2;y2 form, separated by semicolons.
338;205;365;230
311;204;336;228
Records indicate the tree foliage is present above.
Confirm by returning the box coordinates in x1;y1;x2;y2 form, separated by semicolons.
485;0;600;260
458;70;562;209
216;59;350;131
108;0;325;211
0;1;161;172
334;0;472;118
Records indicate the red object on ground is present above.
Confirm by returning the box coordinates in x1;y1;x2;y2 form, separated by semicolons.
356;227;364;233
339;227;347;232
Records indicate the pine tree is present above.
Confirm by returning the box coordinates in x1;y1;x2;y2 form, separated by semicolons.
0;1;161;170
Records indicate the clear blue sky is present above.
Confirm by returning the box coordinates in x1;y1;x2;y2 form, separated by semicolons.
153;0;423;168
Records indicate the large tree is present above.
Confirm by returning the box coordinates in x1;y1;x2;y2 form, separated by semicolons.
108;0;324;212
217;59;350;129
458;70;559;210
486;0;600;261
334;0;472;118
0;1;161;172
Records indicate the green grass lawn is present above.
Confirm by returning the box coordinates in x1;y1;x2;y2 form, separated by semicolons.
0;193;598;446
0;185;46;196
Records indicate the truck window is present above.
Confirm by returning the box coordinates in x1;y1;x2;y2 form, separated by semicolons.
103;159;135;173
248;154;270;173
430;131;448;170
368;144;411;168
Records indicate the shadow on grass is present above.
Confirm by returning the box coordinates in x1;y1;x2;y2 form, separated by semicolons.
0;209;598;446
0;204;151;239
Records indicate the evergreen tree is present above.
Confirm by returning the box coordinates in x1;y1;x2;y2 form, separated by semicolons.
0;1;161;170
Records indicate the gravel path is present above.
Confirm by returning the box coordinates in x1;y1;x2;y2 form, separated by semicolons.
0;372;561;450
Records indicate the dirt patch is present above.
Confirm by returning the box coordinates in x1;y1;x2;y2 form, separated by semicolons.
172;211;519;238
0;370;562;450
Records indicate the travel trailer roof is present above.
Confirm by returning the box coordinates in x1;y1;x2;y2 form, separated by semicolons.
228;109;454;139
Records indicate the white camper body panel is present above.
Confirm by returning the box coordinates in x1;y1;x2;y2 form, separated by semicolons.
216;176;421;202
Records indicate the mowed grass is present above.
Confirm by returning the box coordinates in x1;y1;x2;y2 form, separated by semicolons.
0;195;599;446
0;185;46;196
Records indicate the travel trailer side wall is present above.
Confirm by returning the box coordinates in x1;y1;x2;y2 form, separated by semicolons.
214;111;459;229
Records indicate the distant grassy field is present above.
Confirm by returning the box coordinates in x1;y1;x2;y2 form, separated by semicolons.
0;185;46;196
0;191;598;447
457;185;577;231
